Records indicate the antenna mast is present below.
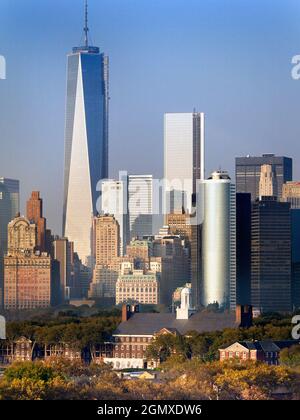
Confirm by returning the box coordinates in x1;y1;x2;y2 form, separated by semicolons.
84;0;89;47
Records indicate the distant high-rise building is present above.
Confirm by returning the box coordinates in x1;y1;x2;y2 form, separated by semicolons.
282;181;300;306
259;164;277;198
236;193;251;305
164;112;205;213
282;181;300;209
128;175;153;240
26;192;46;251
0;178;19;307
0;178;19;238
4;216;59;310
236;154;292;201
126;239;152;268
166;212;193;281
152;235;189;306
7;216;36;254
63;4;109;266
229;184;237;310
291;209;300;310
53;238;74;302
201;171;235;309
166;212;192;244
100;179;129;256
89;215;120;298
251;197;292;313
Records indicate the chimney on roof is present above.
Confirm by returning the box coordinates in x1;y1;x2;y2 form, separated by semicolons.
122;304;140;322
236;305;253;328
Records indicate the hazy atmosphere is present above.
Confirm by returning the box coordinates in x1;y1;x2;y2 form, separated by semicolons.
1;0;300;234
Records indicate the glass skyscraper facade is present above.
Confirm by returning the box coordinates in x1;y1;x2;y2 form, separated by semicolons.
63;44;109;266
100;178;129;256
128;175;153;240
251;197;292;313
164;112;205;214
0;177;19;307
236;154;292;201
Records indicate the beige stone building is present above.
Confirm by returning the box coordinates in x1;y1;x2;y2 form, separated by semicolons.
93;214;120;265
89;215;120;298
282;181;300;209
116;269;160;305
7;216;36;253
4;215;59;310
259;164;277;198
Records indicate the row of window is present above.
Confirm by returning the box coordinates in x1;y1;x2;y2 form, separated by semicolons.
115;336;151;343
115;345;147;351
115;353;143;359
117;287;157;293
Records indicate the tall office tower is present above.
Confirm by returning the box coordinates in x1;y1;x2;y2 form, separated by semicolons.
166;212;193;281
126;238;152;268
259;164;277;198
0;178;19;307
63;2;109;266
201;171;235;309
26;192;46;251
229;185;237;310
89;215;120;298
53;238;74;302
236;154;292;201
164;112;205;214
166;212;192;244
152;235;189;306
100;179;129;256
4;216;60;310
291;210;300;309
251;197;292;313
236;193;251;305
128;175;153;240
191;222;202;308
282;181;300;209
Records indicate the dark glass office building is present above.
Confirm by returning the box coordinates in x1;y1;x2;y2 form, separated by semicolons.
291;209;300;309
236;193;251;305
251;197;292;313
236;154;292;201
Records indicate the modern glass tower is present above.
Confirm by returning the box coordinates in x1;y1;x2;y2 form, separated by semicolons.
200;171;235;309
63;2;109;266
235;154;292;201
164;112;205;214
128;175;153;240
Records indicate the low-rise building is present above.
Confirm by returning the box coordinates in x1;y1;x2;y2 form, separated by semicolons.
104;291;253;370
116;269;160;305
219;340;300;365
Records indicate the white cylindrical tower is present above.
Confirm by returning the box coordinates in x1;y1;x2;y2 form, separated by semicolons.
202;171;231;308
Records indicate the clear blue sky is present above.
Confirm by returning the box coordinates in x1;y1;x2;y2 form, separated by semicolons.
0;0;300;234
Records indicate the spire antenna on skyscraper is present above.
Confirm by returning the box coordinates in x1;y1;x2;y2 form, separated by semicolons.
84;0;89;47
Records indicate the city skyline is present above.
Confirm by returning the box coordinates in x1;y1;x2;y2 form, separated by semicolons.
1;0;300;236
62;8;109;265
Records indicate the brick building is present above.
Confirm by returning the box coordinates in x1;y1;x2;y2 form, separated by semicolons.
4;215;59;310
104;297;253;370
219;340;300;365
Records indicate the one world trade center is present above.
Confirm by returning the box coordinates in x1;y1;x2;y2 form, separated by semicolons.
63;1;109;266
